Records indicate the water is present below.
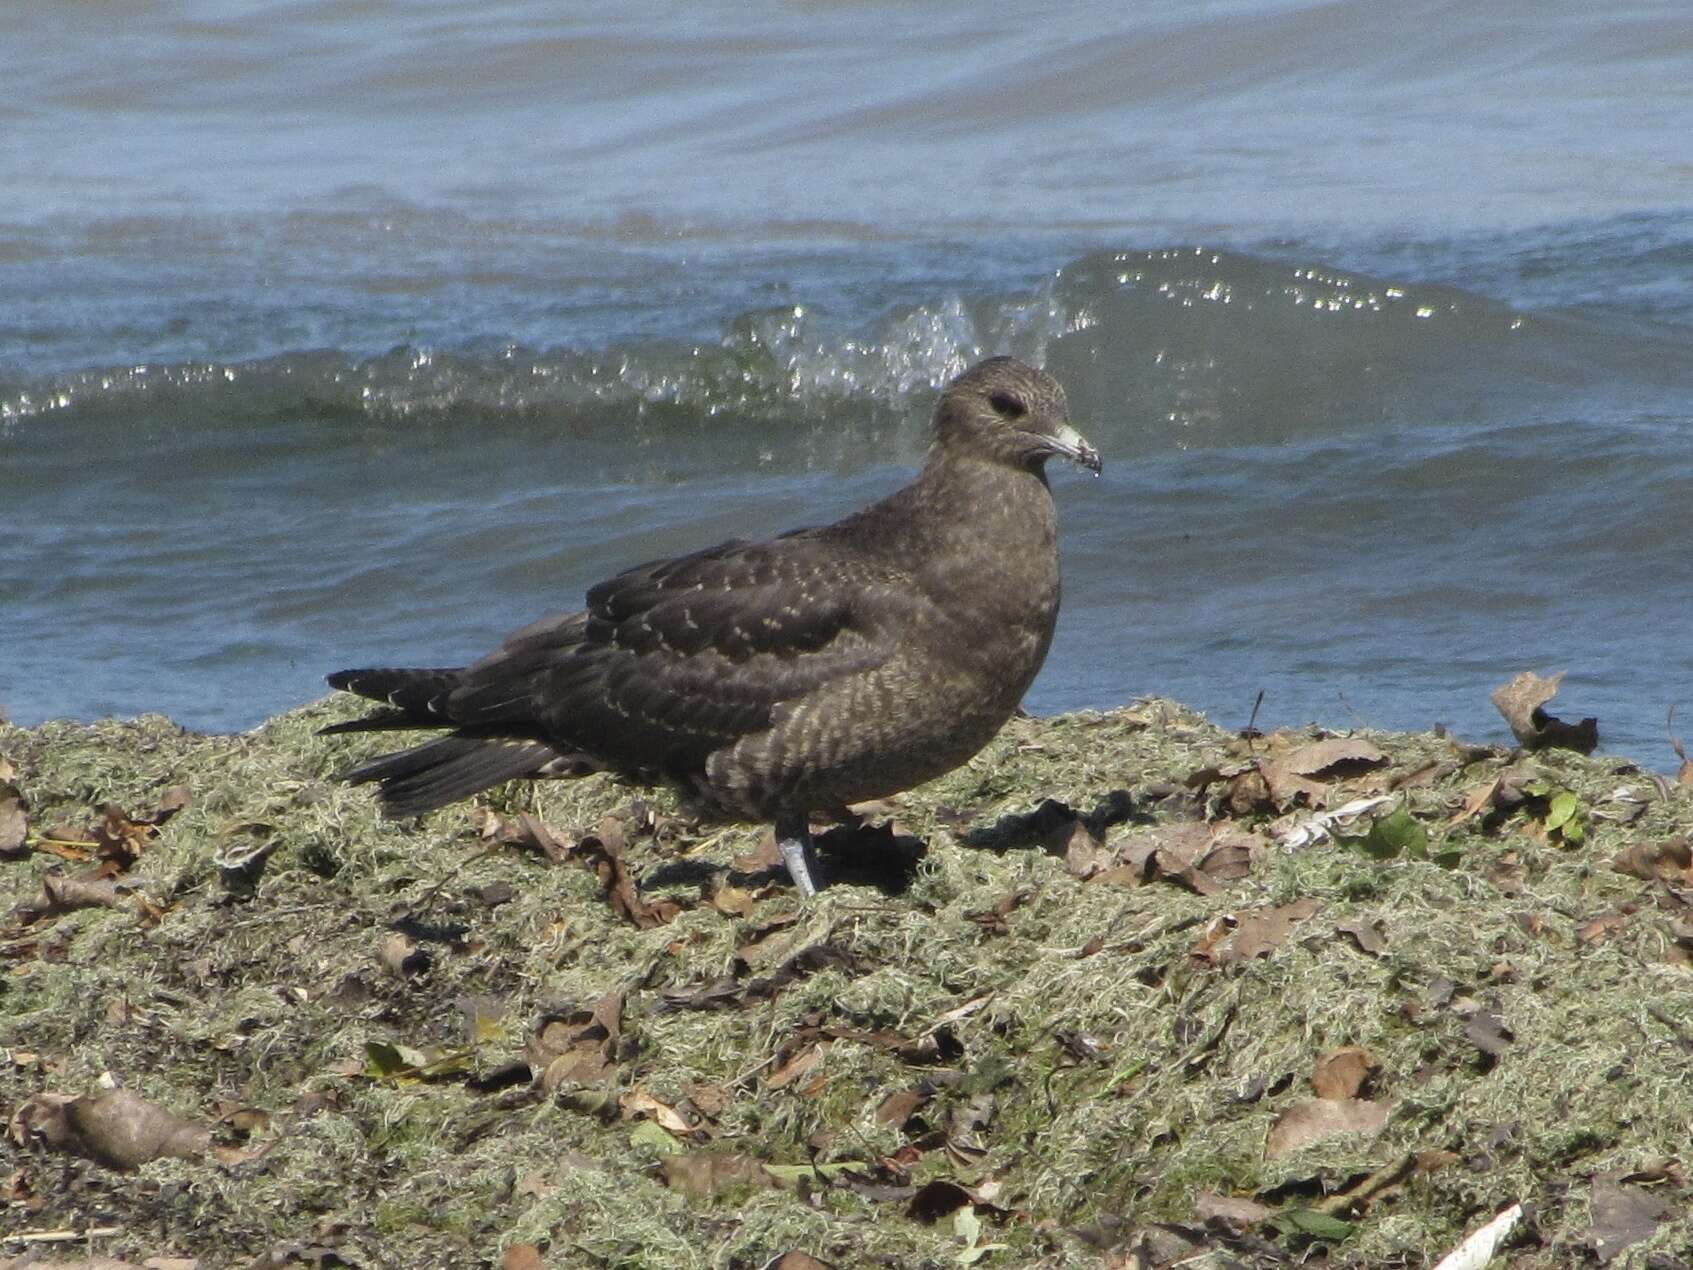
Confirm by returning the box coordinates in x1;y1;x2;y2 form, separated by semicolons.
3;1;1691;767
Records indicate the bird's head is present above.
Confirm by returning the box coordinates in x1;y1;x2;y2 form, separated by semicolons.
932;357;1101;476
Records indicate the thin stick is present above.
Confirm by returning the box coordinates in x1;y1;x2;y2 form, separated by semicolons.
4;1226;123;1245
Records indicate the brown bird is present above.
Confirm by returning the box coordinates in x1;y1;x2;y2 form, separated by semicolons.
323;356;1099;895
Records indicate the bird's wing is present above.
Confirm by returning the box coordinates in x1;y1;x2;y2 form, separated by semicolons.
444;531;912;770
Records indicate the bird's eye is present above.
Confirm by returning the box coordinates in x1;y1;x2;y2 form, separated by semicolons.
988;391;1027;419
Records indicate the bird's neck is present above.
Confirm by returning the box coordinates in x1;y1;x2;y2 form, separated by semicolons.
914;447;1053;521
898;447;1060;595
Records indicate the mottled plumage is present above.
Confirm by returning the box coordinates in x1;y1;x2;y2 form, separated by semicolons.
324;356;1098;894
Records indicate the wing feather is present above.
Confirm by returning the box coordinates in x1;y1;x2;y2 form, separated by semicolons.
353;530;910;781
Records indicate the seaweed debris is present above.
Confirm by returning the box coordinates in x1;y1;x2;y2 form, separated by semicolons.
4;699;1693;1267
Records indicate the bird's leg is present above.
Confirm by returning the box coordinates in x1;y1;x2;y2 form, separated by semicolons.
774;813;823;898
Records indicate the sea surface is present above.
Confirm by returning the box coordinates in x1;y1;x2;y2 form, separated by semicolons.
3;0;1692;767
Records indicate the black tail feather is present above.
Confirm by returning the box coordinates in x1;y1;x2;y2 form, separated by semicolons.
319;709;425;735
326;667;464;719
338;734;558;818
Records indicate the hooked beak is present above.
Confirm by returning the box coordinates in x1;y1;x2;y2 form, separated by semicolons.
1043;422;1103;475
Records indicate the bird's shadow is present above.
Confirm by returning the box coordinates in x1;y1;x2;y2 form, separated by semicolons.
955;788;1147;856
643;821;927;897
812;821;927;895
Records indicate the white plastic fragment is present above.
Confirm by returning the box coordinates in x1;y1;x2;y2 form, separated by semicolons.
1431;1202;1524;1270
1274;795;1395;851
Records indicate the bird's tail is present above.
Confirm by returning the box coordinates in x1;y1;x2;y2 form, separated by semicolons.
336;733;559;818
320;667;464;732
322;665;559;816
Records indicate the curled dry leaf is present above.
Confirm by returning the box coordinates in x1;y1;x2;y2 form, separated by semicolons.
766;1040;829;1093
377;931;430;978
1194;898;1321;967
476;807;573;864
528;991;623;1092
621;1087;698;1137
874;1088;930;1128
1576;911;1630;945
1261;737;1390;809
0;778;28;857
1265;1097;1389;1159
502;1244;546;1270
1335;918;1389;956
1310;1046;1379;1100
1490;671;1598;755
1669;707;1693;787
1097;822;1260;894
1612;836;1693;887
11;1088;212;1170
764;1254;836;1270
577;816;684;928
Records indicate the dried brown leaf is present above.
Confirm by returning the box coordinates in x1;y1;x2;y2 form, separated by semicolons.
11;870;156;925
1225;766;1273;816
1100;823;1260;895
1587;1169;1674;1264
578;817;684;927
734;831;785;874
11;1088;211;1170
1577;911;1630;945
1612;836;1693;887
684;1082;731;1121
1050;818;1109;879
1391;760;1449;790
767;1041;829;1092
1262;738;1389;808
1448;776;1504;826
1310;1046;1379;1100
710;883;758;916
42;873;127;912
1198;898;1322;966
502;1244;546;1270
1265;1097;1389;1158
1490;670;1598;754
875;1089;930;1128
1464;1009;1514;1058
621;1087;697;1136
476;808;573;864
1335;918;1388;956
377;931;430;978
529;991;623;1092
1192;1190;1276;1226
659;1151;773;1200
765;1254;836;1270
0;779;28;858
734;911;804;965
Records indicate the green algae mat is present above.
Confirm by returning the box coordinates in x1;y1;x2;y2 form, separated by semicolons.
4;700;1693;1268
